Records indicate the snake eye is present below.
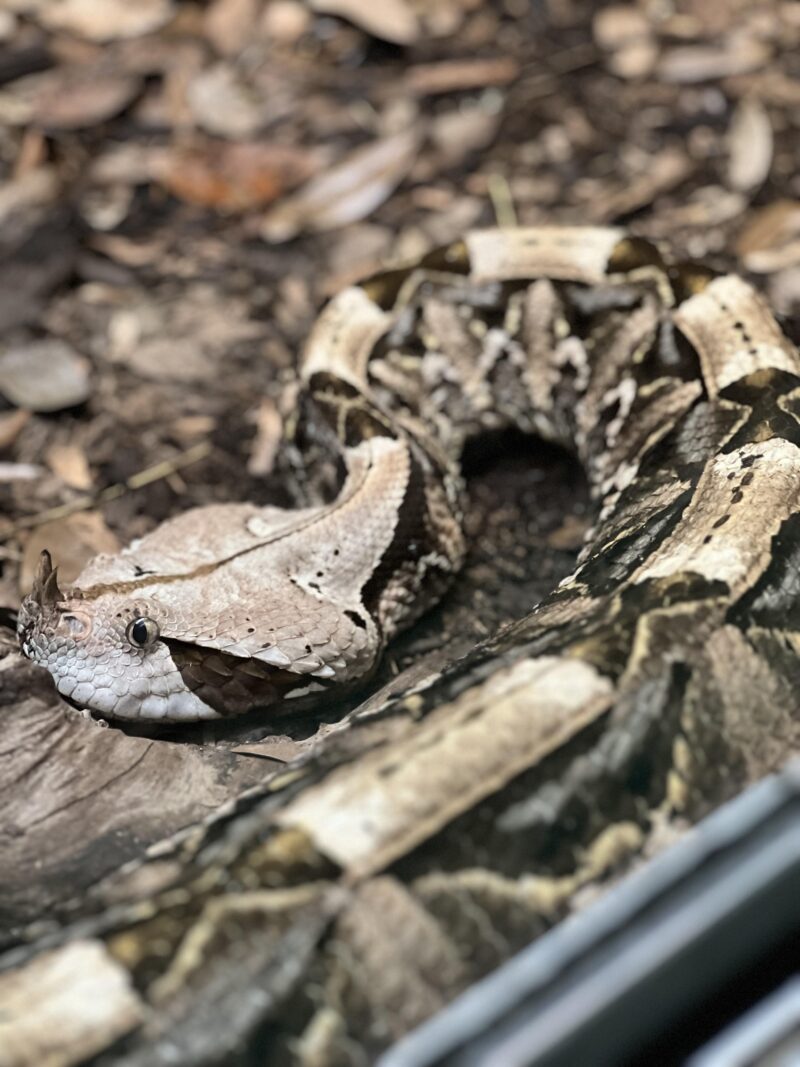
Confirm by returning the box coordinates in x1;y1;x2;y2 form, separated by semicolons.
127;617;160;648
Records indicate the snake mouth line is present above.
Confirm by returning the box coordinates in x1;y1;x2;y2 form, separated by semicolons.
163;638;339;718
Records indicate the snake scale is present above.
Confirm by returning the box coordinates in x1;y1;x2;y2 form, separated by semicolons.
8;227;800;1065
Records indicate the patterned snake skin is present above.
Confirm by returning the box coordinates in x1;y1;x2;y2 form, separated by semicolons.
8;226;800;1066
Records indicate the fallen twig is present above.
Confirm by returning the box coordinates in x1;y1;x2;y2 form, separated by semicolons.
0;441;212;541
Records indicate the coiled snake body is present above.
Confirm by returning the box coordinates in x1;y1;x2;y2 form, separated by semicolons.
11;226;800;1064
17;227;800;737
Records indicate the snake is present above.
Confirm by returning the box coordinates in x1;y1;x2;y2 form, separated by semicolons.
16;226;800;727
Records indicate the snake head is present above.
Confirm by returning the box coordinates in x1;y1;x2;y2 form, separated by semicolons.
16;440;414;723
17;541;374;722
17;550;206;720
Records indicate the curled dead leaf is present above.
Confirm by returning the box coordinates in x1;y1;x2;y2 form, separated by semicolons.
45;441;93;491
261;126;421;242
153;140;321;212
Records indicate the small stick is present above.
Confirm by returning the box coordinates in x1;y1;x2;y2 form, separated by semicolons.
487;172;518;229
0;441;212;541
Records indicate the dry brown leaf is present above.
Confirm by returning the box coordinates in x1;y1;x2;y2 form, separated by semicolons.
20;513;122;593
0;339;91;412
204;0;261;55
153;140;320;212
45;441;93;491
5;67;142;130
735;200;800;273
37;0;175;41
0;409;29;450
261;126;420;242
727;96;773;193
309;0;419;45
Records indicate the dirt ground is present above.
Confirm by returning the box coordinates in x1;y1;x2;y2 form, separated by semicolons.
1;0;799;980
